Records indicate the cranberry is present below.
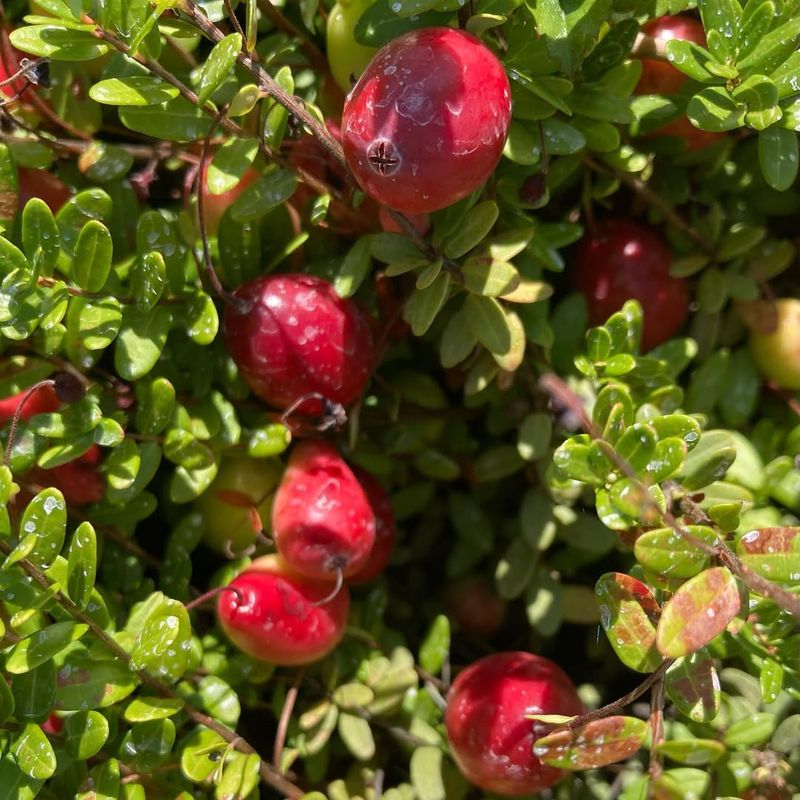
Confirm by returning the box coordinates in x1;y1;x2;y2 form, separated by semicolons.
272;441;376;581
571;218;689;351
40;444;104;506
341;27;511;214
749;298;800;390
0;384;59;425
445;651;583;796
217;554;350;665
348;467;396;584
442;575;507;637
638;16;707;95
17;168;72;215
223;273;374;416
636;16;723;150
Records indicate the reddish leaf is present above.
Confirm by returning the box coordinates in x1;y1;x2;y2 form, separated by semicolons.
736;527;800;582
595;572;663;673
214;489;256;508
534;716;648;770
657;567;742;658
634;526;718;581
665;649;720;723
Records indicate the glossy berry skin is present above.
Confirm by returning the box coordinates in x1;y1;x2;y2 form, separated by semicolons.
637;16;722;150
638;16;706;95
750;299;800;390
445;652;584;797
348;468;395;584
17;168;72;215
341;27;511;214
217;555;350;665
443;575;507;638
572;218;689;351
223;273;374;416
0;384;59;426
196;455;283;554
326;0;378;94
27;444;104;507
200;161;260;236
272;441;375;581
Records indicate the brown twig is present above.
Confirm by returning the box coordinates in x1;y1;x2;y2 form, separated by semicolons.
273;670;304;772
548;659;672;734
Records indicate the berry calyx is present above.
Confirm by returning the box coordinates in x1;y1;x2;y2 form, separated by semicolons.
341;27;511;214
572;218;689;351
348;467;396;584
223;273;374;417
217;554;350;665
272;441;376;581
445;651;583;797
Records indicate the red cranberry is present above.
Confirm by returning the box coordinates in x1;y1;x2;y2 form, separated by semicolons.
445;651;584;796
223;273;374;416
217;554;350;665
571;218;689;351
272;441;376;581
0;384;59;425
443;575;507;637
637;16;707;96
348;468;396;584
341;27;511;214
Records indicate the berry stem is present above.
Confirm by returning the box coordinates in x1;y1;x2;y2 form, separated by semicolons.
273;669;305;772
2;379;55;467
312;567;344;607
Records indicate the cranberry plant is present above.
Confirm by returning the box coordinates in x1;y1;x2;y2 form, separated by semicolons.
0;0;798;799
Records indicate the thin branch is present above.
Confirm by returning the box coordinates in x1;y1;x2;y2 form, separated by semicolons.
273;670;304;772
223;0;246;42
0;539;304;799
548;659;673;734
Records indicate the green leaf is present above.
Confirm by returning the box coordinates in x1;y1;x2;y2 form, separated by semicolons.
215;752;260;800
131;251;166;311
120;719;176;771
442;201;499;258
337;712;375;761
54;659;138;711
657;567;742;658
10;25;110;60
124;696;184;722
758;126;798;191
6;622;88;675
595;572;662;673
196;33;241;105
676;429;737;490
403;273;450;336
724;711;776;747
463;294;511;354
11;723;56;779
460;257;520;296
665;650;720;723
185;292;218;346
535;716;648;769
230;170;297;222
73;220;113;293
89;77;180;106
736;527;800;582
15;488;67;569
410;746;446;800
615;423;657;473
335;236;373;299
418;615;450;675
664;39;725;84
129;593;192;681
120;97;212;142
518;413;553;462
135;378;175;436
687;87;746;131
64;710;109;759
0;754;43;800
634;526;718;580
114;307;172;381
439;308;477;368
21;199;60;277
207;139;259;195
66;521;97;610
736;14;800;73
